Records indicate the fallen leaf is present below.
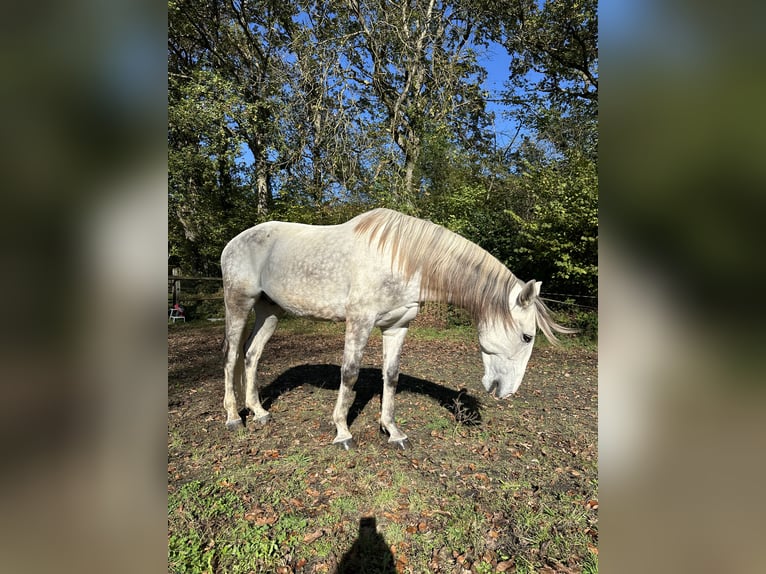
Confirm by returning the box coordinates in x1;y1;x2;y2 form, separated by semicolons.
255;514;277;525
303;529;324;543
496;559;514;572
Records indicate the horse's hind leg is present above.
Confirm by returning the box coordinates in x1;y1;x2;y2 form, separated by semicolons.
223;293;255;430
243;298;283;425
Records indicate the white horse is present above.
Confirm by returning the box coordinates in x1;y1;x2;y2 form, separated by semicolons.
221;208;573;449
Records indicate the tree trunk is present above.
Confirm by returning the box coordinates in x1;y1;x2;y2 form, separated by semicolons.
403;149;418;203
255;160;271;216
246;134;272;216
401;131;421;208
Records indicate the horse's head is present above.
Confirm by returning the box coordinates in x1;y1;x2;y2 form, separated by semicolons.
477;279;541;399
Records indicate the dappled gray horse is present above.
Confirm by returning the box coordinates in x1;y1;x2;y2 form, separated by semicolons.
221;208;572;449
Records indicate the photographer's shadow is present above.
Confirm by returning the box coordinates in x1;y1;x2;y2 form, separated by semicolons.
335;516;396;574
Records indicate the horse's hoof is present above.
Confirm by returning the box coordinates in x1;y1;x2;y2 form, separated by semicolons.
335;438;356;451
226;419;244;431
389;438;410;450
254;413;271;426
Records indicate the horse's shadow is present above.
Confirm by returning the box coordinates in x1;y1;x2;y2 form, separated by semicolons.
259;364;482;428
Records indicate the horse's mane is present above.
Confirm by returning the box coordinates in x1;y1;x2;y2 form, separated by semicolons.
352;208;573;342
353;208;515;326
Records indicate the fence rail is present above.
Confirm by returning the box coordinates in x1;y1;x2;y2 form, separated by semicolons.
167;276;222;282
167;271;597;316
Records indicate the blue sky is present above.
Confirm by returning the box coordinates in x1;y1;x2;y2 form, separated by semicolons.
480;40;518;151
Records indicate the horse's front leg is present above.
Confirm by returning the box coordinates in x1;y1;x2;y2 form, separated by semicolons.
332;316;373;449
380;327;409;449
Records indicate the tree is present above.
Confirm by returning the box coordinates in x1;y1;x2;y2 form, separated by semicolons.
474;0;598;298
166;0;598;301
336;0;491;209
169;0;299;271
169;0;296;215
279;5;375;206
496;0;597;159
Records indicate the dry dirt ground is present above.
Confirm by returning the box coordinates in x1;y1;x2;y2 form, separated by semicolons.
168;319;597;573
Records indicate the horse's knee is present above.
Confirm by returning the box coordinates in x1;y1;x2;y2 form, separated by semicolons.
385;368;399;387
341;364;359;387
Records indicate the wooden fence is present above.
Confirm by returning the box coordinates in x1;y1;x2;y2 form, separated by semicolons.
169;269;224;318
168;268;596;332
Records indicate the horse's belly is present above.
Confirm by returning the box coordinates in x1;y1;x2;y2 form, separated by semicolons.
272;291;348;321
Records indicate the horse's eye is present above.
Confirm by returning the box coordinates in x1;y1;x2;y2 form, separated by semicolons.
522;334;533;343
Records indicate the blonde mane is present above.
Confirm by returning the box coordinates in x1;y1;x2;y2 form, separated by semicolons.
353;208;519;327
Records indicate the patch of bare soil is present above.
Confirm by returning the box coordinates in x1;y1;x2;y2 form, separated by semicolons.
168;321;597;573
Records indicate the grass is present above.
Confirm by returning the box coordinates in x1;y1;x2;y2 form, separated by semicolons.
168;319;597;573
168;458;597;572
168;480;275;574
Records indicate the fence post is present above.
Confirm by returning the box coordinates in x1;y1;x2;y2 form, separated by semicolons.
172;267;181;307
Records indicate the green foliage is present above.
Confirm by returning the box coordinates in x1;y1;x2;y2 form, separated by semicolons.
562;303;598;343
167;0;598;303
506;146;598;298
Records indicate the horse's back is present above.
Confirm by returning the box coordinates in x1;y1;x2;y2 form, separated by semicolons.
221;219;362;317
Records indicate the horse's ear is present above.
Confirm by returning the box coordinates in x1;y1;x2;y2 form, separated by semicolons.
517;280;541;308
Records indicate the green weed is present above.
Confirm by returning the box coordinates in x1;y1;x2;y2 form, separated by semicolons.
425;417;452;434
